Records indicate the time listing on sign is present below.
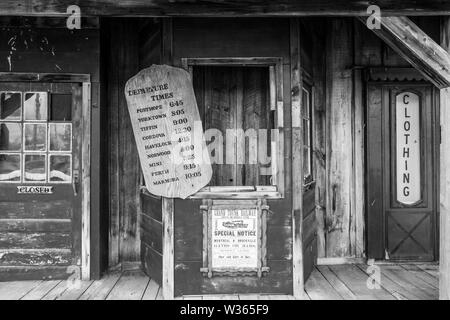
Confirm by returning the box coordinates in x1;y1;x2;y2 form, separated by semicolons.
125;65;212;199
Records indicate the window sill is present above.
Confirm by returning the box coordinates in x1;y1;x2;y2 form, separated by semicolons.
140;186;283;200
189;186;282;200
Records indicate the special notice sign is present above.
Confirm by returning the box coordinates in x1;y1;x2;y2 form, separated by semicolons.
125;65;212;199
211;209;258;269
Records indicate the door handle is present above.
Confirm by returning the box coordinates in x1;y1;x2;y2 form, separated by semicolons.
73;169;79;196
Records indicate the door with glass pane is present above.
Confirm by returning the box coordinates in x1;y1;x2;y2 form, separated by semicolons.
0;82;82;279
367;83;439;261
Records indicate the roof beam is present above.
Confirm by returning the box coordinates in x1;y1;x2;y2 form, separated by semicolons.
2;1;450;17
359;16;450;89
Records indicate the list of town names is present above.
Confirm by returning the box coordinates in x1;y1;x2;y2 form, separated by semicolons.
125;65;211;198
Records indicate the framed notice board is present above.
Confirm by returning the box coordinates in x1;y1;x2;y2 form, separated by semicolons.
200;199;270;278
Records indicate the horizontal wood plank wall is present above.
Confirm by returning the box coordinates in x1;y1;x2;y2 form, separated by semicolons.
138;18;164;286
170;18;293;296
317;17;441;260
105;18;141;268
0;18;100;280
2;1;450;16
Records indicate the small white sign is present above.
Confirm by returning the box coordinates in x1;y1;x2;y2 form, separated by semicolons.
211;208;258;269
396;92;421;205
17;186;53;194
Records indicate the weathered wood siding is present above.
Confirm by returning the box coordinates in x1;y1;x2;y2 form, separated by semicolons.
0;17;101;280
318;17;440;260
103;18;142;267
169;18;293;295
138;18;164;285
300;20;320;281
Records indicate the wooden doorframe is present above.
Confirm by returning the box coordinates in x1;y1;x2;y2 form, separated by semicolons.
0;72;92;280
365;81;439;261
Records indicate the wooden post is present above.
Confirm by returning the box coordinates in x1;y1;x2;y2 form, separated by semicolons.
440;17;450;300
81;81;91;280
325;19;354;258
162;197;174;299
161;18;175;300
290;18;305;299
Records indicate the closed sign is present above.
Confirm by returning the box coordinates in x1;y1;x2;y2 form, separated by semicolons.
396;92;421;205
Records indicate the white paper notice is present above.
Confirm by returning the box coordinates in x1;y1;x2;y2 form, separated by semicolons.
125;65;212;199
211;209;258;269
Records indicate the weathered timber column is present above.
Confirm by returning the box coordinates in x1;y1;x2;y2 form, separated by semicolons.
290;18;305;299
161;18;175;300
440;17;450;300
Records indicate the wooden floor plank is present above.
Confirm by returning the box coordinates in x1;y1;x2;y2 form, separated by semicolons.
20;280;62;300
238;294;260;300
156;288;163;300
183;295;203;300
78;272;121;300
400;264;438;289
41;280;93;300
263;295;294;300
328;264;396;300
0;280;41;300
378;265;437;300
203;294;239;300
302;290;311;300
415;264;439;278
304;268;342;300
141;279;160;300
316;266;357;300
106;271;149;300
0;263;440;301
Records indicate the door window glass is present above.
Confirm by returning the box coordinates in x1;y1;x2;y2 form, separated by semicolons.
24;92;48;121
49;154;72;182
0;123;22;151
0;154;21;181
0;92;22;120
0;89;72;183
24;123;47;151
24;154;46;181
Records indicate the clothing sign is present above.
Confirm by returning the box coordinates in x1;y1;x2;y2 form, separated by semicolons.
396;92;421;205
125;65;212;199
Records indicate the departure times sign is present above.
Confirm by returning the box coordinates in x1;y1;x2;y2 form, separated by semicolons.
125;65;212;199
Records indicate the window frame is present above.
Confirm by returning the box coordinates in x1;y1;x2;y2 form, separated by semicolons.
301;78;314;187
0;89;74;184
181;57;285;199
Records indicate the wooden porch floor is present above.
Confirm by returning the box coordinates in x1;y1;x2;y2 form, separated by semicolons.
0;263;438;300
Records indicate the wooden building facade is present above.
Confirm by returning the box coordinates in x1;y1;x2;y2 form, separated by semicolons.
1;1;450;300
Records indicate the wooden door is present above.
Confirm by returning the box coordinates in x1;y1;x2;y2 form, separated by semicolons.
0;81;83;280
367;83;439;261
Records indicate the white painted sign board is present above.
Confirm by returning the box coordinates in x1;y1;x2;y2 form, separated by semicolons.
396;91;421;205
125;65;212;199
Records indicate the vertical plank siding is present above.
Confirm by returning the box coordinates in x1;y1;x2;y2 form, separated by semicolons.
170;18;293;296
325;19;354;258
440;17;450;300
0;19;100;280
290;18;305;298
316;17;442;261
104;19;141;267
138;18;165;289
